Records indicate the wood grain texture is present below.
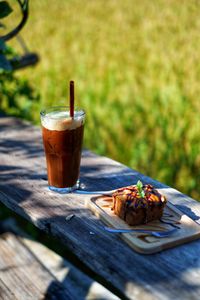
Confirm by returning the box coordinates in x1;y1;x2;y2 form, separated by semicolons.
0;278;18;300
0;219;119;300
0;233;73;300
1;116;200;300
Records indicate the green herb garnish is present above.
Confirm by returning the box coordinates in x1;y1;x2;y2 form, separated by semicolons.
136;180;145;198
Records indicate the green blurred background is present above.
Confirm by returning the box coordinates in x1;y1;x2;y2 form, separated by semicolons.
2;0;200;199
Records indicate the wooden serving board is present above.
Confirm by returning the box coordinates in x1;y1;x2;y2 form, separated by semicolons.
85;194;200;254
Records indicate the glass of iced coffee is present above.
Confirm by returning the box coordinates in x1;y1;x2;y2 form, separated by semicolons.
40;106;85;193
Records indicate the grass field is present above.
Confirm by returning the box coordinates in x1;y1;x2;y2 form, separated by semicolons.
4;0;200;199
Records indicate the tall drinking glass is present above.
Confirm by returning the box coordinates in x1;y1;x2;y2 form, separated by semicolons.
40;106;85;193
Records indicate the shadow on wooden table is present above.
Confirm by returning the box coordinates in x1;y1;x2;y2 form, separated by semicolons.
0;218;122;300
1;116;200;299
1;169;200;299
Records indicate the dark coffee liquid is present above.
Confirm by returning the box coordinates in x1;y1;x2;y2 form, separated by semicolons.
42;124;84;188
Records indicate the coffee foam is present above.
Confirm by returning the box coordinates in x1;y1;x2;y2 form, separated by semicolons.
41;111;84;131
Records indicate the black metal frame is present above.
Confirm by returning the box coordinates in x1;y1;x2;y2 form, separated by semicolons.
0;0;39;70
0;0;29;41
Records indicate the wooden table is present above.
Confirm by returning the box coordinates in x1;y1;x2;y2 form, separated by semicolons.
1;115;200;300
0;218;119;300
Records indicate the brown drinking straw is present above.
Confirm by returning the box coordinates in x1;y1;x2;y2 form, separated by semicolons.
70;80;74;118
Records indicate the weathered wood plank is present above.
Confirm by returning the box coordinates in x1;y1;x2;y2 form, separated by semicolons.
0;219;119;300
1;116;200;300
0;277;18;300
0;234;73;299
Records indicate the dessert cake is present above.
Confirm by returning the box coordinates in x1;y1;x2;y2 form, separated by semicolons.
112;181;167;226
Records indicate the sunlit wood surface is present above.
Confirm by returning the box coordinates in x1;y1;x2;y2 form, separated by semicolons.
1;116;200;300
